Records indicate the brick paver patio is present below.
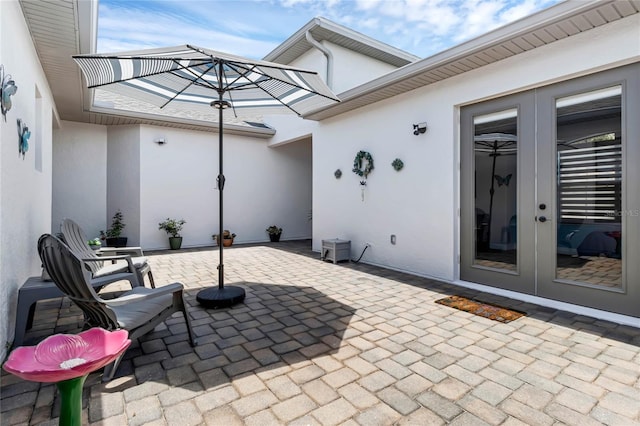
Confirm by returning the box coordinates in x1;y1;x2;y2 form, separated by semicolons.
2;240;639;425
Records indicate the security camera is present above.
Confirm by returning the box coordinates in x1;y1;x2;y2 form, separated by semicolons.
413;122;427;136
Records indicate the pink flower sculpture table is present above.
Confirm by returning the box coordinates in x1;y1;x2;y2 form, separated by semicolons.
3;328;130;426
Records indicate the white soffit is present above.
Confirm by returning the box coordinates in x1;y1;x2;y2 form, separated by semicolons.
304;0;640;121
19;0;84;125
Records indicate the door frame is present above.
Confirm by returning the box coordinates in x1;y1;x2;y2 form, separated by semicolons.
536;64;640;317
459;63;640;317
460;91;535;295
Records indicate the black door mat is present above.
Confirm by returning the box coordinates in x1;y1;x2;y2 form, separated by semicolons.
435;295;526;323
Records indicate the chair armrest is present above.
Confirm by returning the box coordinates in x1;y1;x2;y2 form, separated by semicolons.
102;283;184;306
82;254;132;261
99;247;144;256
81;255;136;272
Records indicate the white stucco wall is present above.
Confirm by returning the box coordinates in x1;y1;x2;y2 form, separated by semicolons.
264;115;316;147
0;1;56;355
107;126;141;246
52;121;107;238
313;14;640;283
289;48;326;81
290;41;400;94
139;125;312;250
57;123;314;252
329;43;398;94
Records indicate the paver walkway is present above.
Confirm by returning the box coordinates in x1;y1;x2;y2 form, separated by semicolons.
1;240;639;425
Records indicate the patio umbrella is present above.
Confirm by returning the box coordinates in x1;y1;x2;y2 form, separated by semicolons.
73;45;339;308
474;133;517;248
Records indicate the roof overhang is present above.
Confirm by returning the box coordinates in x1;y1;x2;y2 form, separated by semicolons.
87;105;275;136
264;16;419;67
304;0;640;121
23;0;638;130
19;0;275;138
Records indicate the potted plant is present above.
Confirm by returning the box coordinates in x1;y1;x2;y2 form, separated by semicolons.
266;225;282;242
100;210;127;247
87;238;102;251
158;218;186;250
212;230;236;247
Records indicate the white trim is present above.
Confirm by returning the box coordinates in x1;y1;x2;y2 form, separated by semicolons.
556;85;622;108
264;16;418;66
453;279;640;328
474;109;518;125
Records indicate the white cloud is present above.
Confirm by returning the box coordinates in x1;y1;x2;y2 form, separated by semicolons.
358;17;381;30
500;0;544;22
97;3;279;58
354;0;386;12
453;0;506;41
97;0;562;60
280;0;313;6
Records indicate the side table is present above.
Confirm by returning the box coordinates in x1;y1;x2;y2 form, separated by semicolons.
14;276;68;348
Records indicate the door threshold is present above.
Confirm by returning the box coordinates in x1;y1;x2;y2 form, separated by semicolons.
453;279;640;328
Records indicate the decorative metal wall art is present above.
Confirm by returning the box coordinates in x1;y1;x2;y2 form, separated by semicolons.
1;65;18;121
17;119;30;158
391;158;404;171
334;169;342;179
494;173;512;186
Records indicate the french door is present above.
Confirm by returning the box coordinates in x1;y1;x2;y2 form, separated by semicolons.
460;64;640;317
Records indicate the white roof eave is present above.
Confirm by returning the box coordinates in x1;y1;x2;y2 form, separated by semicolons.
87;104;276;138
303;0;639;121
264;16;419;67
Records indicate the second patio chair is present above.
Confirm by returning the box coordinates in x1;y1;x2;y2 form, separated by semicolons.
61;218;155;288
38;234;197;381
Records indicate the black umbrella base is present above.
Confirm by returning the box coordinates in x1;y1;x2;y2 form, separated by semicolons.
196;286;246;309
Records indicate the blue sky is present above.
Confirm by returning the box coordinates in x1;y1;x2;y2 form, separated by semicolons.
98;0;561;59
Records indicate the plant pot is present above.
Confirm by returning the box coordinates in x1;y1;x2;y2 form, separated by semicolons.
269;233;281;242
222;238;233;247
105;237;127;247
169;237;183;250
89;245;101;251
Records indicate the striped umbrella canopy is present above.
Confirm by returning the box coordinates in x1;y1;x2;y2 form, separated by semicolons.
73;44;339;117
73;45;340;308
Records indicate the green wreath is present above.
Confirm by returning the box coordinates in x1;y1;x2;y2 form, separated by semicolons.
352;150;374;178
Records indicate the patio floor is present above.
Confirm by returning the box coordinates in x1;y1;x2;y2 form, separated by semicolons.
2;240;639;426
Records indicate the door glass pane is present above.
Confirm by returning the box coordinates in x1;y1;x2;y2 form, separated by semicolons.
473;109;518;271
555;86;622;288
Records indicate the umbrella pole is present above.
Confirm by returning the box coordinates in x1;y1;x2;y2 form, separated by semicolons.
196;78;245;309
218;91;225;290
487;141;499;250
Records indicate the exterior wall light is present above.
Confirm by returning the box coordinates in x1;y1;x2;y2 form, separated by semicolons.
413;122;427;135
155;138;167;145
